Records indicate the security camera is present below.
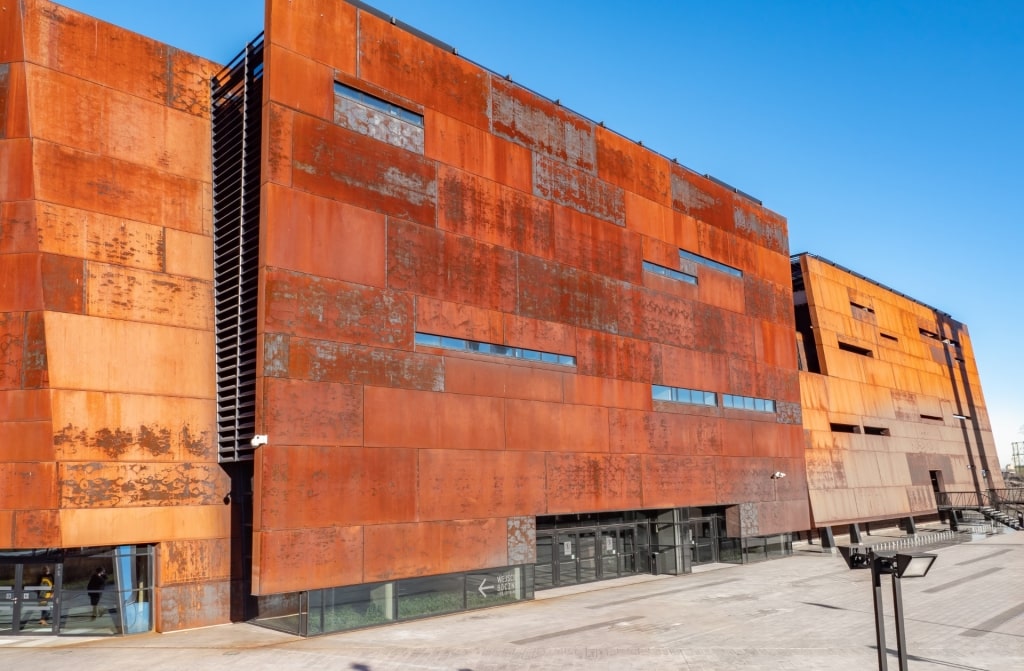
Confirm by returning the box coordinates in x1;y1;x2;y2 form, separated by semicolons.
250;434;268;447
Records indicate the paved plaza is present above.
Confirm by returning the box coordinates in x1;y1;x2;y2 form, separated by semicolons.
2;526;1022;670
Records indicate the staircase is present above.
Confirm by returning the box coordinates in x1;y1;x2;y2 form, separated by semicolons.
978;506;1023;530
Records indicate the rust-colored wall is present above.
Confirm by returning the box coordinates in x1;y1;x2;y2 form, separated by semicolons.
797;254;1003;527
253;0;808;595
0;0;228;632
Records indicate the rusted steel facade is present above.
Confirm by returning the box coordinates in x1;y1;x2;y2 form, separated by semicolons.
2;0;819;634
794;253;1003;529
250;0;807;597
0;0;230;631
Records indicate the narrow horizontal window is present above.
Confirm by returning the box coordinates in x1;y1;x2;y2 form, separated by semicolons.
642;260;697;285
952;414;971;420
830;423;861;433
863;426;890;436
416;332;575;366
850;301;875;314
879;333;899;342
678;249;743;278
919;414;943;421
919;328;939;340
335;82;423;126
722;394;776;413
837;341;873;357
653;384;717;407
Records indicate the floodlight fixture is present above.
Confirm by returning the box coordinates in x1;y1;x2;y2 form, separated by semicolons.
894;552;936;579
837;544;871;569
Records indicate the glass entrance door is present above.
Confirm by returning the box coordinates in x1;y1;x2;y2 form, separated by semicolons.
618;527;637;575
689;518;719;566
0;563;57;636
556;533;579;585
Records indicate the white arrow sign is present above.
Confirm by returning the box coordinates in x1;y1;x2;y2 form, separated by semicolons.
477;578;497;597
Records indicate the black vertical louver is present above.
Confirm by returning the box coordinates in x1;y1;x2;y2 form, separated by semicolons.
212;35;264;462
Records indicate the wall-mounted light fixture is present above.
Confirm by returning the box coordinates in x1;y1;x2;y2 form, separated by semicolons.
838;546;937;670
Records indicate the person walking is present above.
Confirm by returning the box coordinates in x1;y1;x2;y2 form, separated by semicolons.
38;566;54;625
87;567;107;619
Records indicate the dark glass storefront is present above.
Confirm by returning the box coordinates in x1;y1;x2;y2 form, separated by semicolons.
0;545;154;636
251;506;794;637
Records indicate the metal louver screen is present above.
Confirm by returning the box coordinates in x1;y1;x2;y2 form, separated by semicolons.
212;35;263;462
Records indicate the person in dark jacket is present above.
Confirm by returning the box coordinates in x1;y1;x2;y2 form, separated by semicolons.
87;567;107;619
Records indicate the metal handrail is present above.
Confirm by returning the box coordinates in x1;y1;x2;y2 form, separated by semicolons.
935;488;1024;509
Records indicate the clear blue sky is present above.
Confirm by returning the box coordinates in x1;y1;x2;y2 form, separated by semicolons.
60;1;1023;469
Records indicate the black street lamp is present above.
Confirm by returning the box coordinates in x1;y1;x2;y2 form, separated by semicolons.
838;545;937;671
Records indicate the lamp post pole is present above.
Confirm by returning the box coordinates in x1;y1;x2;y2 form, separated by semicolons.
891;574;909;671
870;557;889;671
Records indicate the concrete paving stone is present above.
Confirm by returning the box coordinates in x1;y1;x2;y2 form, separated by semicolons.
1;525;1021;670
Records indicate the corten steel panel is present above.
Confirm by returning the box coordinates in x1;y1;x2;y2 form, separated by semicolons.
437;166;554;258
641;455;717;508
575;330;654;382
264;269;410;347
0;420;52;461
0;313;27;390
51;390;213;462
426;113;533;193
2;63;32;139
26;63;209;181
714;456;780;503
0;0;25;62
726;358;758;397
562;375;650;412
255;525;363;594
358;10;490;131
756;319;799;370
641;266;700;302
34;202;166;272
502;314;576;357
59;506;231;547
164;228;213;281
1;201;37;254
733;201;788;255
595;125;671;205
263;184;386;287
490;77;597;173
545;452;643;514
86;264;210;329
387;220;518;312
156;580;232;632
290;114;438;225
33;141;206;233
626;190;700;251
693;303;756;360
0;138;33;201
267;0;357;74
438;392;507;450
417;449;547;521
0;253;44;311
12;509;60;547
553;205;642;284
363;518;507;582
264;378;363;447
159;538;233;585
265;44;333;121
533;155;624;227
697;223;756;275
516;254;631;335
22;311;47;388
22;1;216;118
609;409;723;456
442;357;566;404
277;336;443;390
258;445;416;529
416;296;504;345
263;103;294;187
362;387;442;449
654;343;730;393
0;461;56;509
0;511;11;546
44;312;215;397
671;167;736;233
505;399;609;453
59;462;224;509
635;285;702;348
